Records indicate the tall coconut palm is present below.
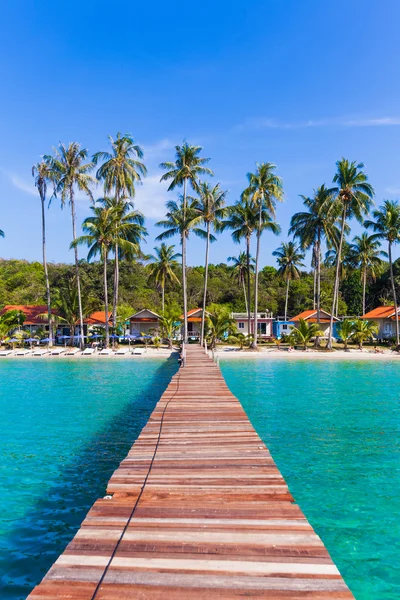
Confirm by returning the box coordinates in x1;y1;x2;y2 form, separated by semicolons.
327;159;374;348
195;182;228;345
244;163;283;348
289;185;339;322
147;243;181;313
272;241;305;320
365;200;400;345
93;133;147;330
350;233;385;315
44;142;95;347
222;198;280;343
32;161;56;346
160;142;213;343
227;252;255;314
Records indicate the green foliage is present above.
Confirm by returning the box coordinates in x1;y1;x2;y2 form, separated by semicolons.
289;318;324;350
351;318;379;349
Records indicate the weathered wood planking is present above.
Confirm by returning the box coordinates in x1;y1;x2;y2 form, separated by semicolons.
29;346;353;599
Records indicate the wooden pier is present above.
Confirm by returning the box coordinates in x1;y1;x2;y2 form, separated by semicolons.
29;345;353;599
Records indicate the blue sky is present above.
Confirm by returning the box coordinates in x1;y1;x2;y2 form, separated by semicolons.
1;0;400;267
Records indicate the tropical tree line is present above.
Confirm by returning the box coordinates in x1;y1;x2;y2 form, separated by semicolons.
2;137;400;349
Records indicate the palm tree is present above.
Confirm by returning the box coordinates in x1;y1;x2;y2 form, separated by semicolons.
336;319;355;350
147;243;181;313
272;241;305;321
222;198;280;344
72;203;135;347
205;304;236;349
52;278;97;343
327;159;374;348
160;142;213;342
227;252;255;314
365;200;400;345
155;197;206;336
290;185;339;322
350;233;385;315
97;196;147;324
244;163;283;348
32;161;56;346
93;133;147;330
351;319;379;350
0;229;4;238
289;318;323;351
159;314;180;349
44;142;95;347
195;182;227;345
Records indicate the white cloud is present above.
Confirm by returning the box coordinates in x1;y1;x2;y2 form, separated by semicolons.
133;173;169;219
385;187;400;195
233;115;400;132
143;138;174;160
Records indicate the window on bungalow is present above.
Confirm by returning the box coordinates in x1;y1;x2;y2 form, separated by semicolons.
238;322;244;329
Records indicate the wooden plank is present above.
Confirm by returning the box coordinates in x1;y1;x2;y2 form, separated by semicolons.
28;345;353;599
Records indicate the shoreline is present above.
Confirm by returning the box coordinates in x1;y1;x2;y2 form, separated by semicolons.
215;347;400;361
0;348;178;359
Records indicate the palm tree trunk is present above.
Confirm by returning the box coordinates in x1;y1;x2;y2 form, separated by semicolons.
284;278;289;321
182;178;188;343
317;231;321;321
200;222;210;346
251;199;263;349
70;186;84;349
328;207;346;349
162;284;165;314
242;276;248;314
313;258;317;310
40;189;52;347
112;245;119;332
388;241;399;346
246;236;252;344
104;250;109;348
362;268;367;316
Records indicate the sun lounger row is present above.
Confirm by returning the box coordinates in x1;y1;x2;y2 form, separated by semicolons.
0;346;146;357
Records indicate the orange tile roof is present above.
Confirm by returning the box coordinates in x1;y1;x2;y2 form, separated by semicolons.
84;311;112;325
0;304;58;325
362;306;397;319
291;309;338;322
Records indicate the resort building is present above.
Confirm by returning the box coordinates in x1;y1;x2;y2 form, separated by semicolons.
231;311;274;339
0;304;55;334
180;308;208;340
273;319;295;339
361;306;400;339
291;309;340;338
55;311;112;339
129;309;161;337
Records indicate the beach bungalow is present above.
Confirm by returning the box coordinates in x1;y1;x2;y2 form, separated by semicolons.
180;308;208;340
273;319;295;339
231;311;274;339
129;309;161;337
291;309;340;338
361;306;400;339
0;304;56;334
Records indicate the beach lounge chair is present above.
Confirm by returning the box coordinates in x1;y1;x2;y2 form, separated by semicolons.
0;349;14;356
51;347;66;355
133;348;144;355
99;348;114;356
65;348;80;356
33;348;49;357
15;349;31;356
115;347;129;355
82;348;95;356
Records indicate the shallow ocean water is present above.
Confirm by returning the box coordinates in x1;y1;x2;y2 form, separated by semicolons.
220;358;400;600
0;357;178;599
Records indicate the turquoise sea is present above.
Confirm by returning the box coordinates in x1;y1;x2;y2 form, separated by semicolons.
1;357;400;599
0;357;178;599
220;358;400;600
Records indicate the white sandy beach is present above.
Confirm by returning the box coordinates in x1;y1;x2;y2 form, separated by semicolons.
214;347;400;360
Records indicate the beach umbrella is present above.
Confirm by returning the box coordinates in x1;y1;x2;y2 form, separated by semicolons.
25;337;38;348
40;338;50;344
90;334;102;338
58;334;71;347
